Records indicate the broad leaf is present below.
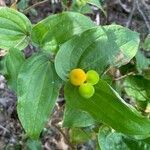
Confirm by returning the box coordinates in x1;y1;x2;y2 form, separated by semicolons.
98;126;150;150
31;12;95;52
17;53;62;139
64;79;150;135
0;7;32;50
124;75;150;102
63;106;95;127
4;48;25;91
55;25;140;81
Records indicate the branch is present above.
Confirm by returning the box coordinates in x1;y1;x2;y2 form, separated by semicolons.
114;72;135;81
126;0;136;27
24;0;49;13
136;0;150;33
0;124;10;133
52;123;75;150
141;0;150;10
118;0;131;13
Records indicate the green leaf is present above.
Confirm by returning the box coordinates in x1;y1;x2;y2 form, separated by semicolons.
69;128;93;144
103;25;140;66
79;4;93;14
64;79;150;135
0;56;6;75
4;48;25;91
17;53;62;139
26;139;42;150
17;0;29;10
0;7;32;50
142;34;150;51
87;0;102;8
98;126;150;150
124;75;150;102
31;12;95;52
136;50;150;76
71;3;93;14
87;0;106;15
143;70;150;80
55;25;140;81
63;106;95;127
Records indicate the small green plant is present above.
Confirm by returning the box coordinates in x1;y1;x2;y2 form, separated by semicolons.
62;0;104;15
0;6;150;149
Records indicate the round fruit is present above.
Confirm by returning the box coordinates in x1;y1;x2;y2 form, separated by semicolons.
69;68;86;86
79;83;95;99
76;0;87;7
86;70;99;85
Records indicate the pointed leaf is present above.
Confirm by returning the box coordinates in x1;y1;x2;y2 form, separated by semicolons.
4;48;25;91
64;79;150;135
17;53;62;139
0;7;32;50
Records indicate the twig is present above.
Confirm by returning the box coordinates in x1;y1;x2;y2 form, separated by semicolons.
141;0;150;10
136;0;150;33
10;0;18;9
102;66;113;75
118;0;131;13
114;72;135;81
95;12;100;25
24;0;49;13
126;0;136;27
52;123;75;150
0;124;10;133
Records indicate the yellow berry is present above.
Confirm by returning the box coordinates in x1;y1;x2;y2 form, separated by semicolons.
69;68;86;86
79;83;95;99
86;70;99;85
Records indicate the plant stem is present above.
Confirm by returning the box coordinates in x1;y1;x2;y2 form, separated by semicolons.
114;72;135;81
24;0;49;13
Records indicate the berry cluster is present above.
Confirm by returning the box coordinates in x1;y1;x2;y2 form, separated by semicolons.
69;68;99;99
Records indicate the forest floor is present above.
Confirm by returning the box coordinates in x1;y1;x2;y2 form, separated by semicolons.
0;0;150;149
